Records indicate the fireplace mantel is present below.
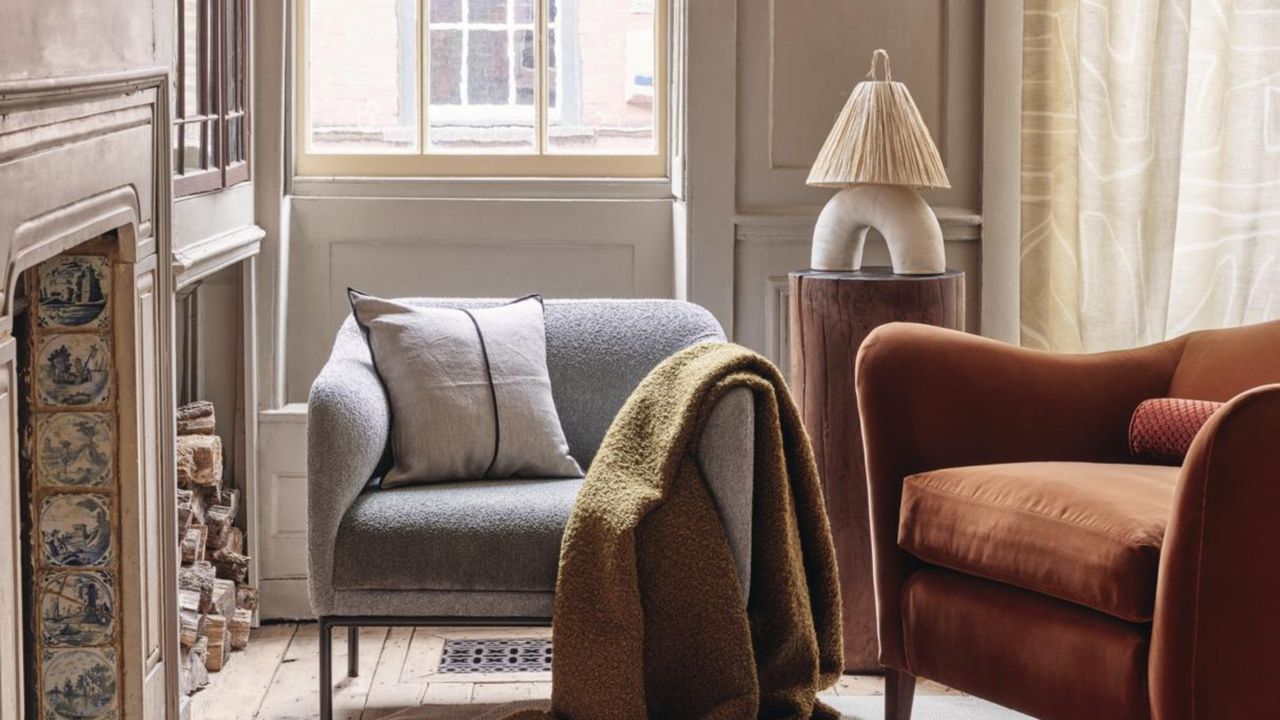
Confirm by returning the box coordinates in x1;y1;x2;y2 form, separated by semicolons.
0;68;178;719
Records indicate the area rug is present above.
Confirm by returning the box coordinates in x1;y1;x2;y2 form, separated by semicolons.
384;695;1034;720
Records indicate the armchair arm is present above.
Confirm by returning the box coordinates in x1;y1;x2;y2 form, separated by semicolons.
1151;384;1280;719
306;319;391;615
855;322;1184;668
697;386;755;603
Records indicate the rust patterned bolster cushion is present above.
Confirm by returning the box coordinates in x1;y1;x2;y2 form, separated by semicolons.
1129;398;1224;465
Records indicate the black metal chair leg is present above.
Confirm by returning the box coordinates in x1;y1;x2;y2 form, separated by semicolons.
348;625;359;677
319;617;333;720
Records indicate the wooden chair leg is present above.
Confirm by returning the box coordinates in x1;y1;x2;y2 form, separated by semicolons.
348;625;360;678
885;668;916;720
319;618;333;720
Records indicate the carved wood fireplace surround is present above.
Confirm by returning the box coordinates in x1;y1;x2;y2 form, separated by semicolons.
1;69;181;718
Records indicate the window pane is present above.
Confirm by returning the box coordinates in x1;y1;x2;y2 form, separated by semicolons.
225;0;241;112
181;0;201;117
183;123;204;173
548;0;656;154
432;0;461;23
203;0;217;113
468;0;508;23
514;29;534;105
513;0;532;23
204;119;218;168
428;23;534;153
173;123;184;173
467;29;509;104
228;116;244;164
430;30;463;105
547;27;556;109
307;0;417;153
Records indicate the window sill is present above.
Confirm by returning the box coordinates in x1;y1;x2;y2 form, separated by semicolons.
289;175;675;201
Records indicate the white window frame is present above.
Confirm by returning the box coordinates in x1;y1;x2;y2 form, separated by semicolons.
295;0;668;178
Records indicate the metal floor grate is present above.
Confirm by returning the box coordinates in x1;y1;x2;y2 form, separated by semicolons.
438;638;553;674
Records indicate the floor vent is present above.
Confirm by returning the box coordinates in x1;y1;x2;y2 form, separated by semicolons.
438;638;552;674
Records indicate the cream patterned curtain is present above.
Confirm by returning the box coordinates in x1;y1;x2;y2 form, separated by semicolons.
1021;0;1280;352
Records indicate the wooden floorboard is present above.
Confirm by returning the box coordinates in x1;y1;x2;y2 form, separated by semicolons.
192;623;297;720
196;622;959;719
336;627;390;720
360;626;427;720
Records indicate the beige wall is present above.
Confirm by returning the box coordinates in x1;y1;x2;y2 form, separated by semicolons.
0;0;169;83
732;0;984;366
284;191;675;401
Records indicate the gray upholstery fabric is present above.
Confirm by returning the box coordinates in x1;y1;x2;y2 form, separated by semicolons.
698;386;754;601
333;478;583;592
308;298;748;618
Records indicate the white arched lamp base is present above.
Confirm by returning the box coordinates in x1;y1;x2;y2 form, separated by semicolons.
810;184;945;275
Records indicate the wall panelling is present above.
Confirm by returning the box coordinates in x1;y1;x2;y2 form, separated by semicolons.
285;196;674;402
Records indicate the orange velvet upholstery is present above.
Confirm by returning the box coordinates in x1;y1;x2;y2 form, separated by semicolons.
856;319;1280;720
899;462;1178;622
902;568;1151;720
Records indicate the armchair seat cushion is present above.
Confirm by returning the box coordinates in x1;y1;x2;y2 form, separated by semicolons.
332;477;584;593
898;461;1179;622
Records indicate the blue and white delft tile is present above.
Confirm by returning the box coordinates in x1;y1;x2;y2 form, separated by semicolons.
37;256;111;330
36;335;111;408
37;413;113;488
39;494;112;568
41;647;117;720
39;571;115;647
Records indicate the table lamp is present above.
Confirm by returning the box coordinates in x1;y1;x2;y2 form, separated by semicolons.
807;49;951;274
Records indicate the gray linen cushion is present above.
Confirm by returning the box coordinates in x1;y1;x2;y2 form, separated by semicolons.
348;290;583;487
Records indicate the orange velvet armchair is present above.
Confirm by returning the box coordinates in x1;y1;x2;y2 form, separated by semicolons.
855;320;1280;720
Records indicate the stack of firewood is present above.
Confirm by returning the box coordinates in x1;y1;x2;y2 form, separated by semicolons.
175;401;258;696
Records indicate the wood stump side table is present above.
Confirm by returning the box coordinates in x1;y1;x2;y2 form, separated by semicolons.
788;267;965;672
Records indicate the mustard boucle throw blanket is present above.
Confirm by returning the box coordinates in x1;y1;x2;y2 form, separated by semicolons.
520;342;844;719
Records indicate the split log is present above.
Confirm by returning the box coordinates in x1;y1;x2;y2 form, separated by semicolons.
178;610;205;649
178;589;205;647
177;434;223;489
229;608;253;650
210;547;250;584
185;636;210;693
179;561;216;613
176;488;206;530
177;400;215;422
205;614;229;672
205;504;234;550
235;585;260;613
177;414;216;436
180;526;207;564
218;487;239;521
210;578;236;620
224;526;244;555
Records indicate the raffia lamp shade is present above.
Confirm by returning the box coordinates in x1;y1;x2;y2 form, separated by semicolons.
806;50;951;274
807;50;950;191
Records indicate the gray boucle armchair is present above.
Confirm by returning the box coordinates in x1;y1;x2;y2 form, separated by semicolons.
307;299;755;718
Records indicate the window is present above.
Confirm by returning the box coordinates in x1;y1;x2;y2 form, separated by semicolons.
297;0;667;177
175;0;250;197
